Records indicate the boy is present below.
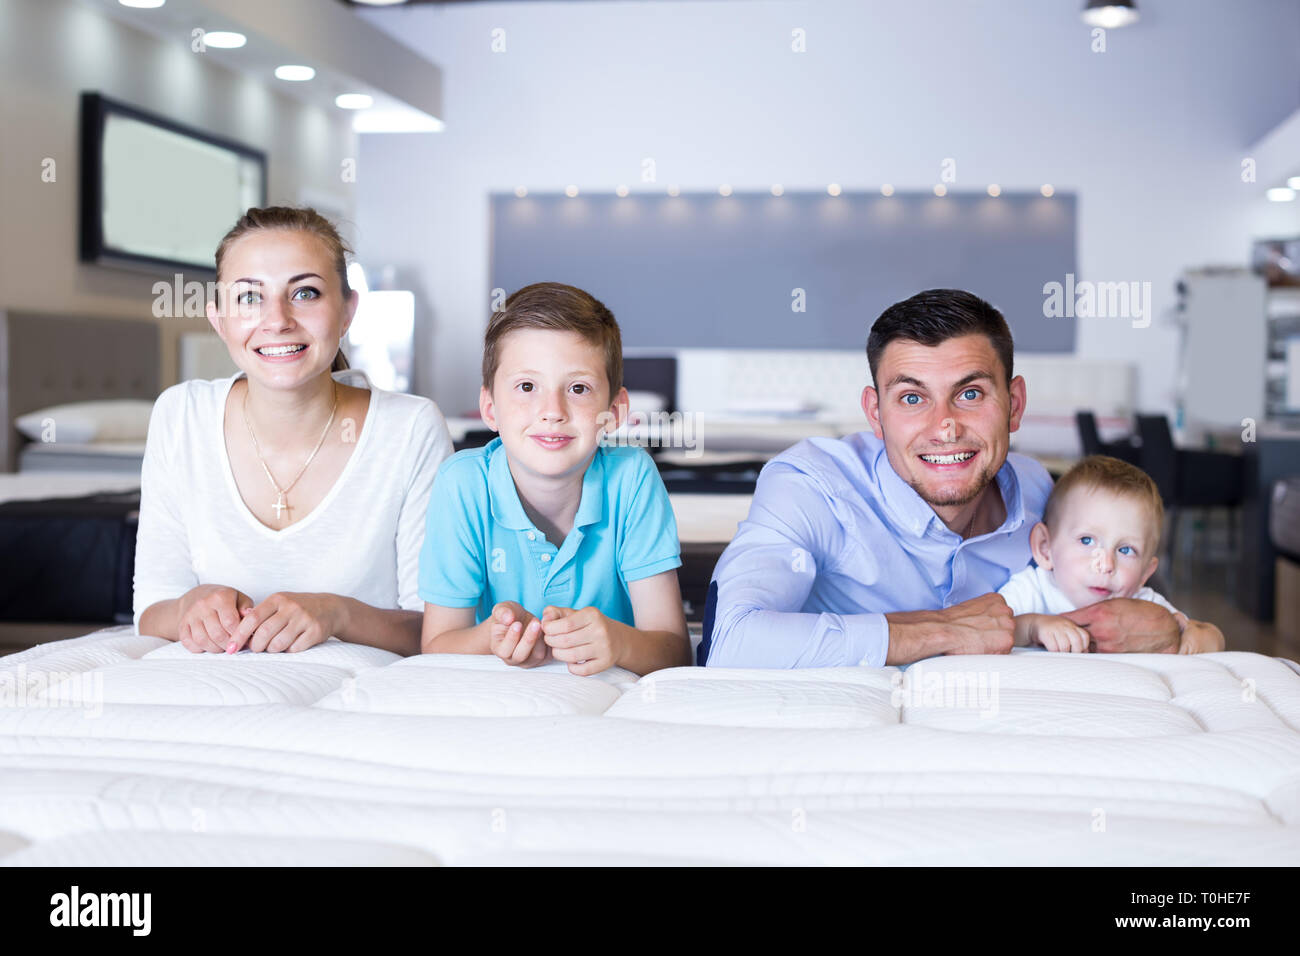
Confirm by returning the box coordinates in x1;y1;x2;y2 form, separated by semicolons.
999;455;1225;654
418;282;691;675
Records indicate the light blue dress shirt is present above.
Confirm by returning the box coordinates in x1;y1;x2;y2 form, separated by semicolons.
418;437;681;625
706;430;1053;668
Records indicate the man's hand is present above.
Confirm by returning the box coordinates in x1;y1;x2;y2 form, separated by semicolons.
1060;598;1179;654
488;601;551;668
884;593;1015;665
540;606;627;676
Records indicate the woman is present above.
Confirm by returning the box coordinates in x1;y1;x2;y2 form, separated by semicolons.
133;206;453;655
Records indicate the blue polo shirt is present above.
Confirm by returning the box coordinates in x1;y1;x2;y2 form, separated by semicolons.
418;437;682;624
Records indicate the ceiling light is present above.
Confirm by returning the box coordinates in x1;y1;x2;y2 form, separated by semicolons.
1040;184;1055;197
987;184;1001;197
119;0;166;8
514;186;527;198
933;184;947;197
771;185;784;196
565;185;579;198
1081;1;1139;28
1267;187;1296;202
274;65;315;82
827;183;842;196
201;31;245;49
719;184;732;196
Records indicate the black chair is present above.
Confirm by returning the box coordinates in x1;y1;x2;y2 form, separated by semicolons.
1134;414;1244;588
1075;411;1140;465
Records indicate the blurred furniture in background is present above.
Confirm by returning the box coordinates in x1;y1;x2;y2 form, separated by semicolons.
1075;410;1141;465
1271;475;1300;646
1135;413;1244;589
1;311;159;474
1173;270;1267;435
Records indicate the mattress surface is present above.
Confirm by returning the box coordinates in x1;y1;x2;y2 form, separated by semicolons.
1;627;1298;866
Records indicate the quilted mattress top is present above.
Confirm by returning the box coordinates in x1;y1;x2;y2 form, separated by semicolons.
1;627;1299;866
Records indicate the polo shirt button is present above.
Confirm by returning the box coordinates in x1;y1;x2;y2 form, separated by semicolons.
541;554;551;563
527;532;536;541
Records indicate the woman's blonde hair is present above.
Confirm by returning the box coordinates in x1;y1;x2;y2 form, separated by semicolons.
214;206;352;372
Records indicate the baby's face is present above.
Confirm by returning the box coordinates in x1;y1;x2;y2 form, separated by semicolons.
1032;486;1160;609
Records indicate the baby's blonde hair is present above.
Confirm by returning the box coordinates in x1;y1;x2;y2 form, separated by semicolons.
1044;455;1164;550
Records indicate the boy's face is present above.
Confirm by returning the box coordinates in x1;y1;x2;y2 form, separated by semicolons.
1031;486;1160;609
480;328;629;481
863;333;1026;521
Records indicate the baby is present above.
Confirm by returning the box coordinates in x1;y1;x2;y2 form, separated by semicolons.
999;455;1224;654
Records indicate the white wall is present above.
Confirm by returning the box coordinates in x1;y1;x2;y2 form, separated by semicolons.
354;0;1300;419
0;0;357;386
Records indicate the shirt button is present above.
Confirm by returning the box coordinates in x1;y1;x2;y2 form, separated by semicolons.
527;532;536;541
541;554;551;563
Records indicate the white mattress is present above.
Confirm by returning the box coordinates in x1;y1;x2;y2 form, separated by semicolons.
16;441;145;475
0;472;140;504
2;627;1299;866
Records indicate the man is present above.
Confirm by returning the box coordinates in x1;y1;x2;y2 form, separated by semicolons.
704;289;1182;668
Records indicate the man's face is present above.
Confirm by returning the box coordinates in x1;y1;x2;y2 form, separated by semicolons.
863;334;1026;517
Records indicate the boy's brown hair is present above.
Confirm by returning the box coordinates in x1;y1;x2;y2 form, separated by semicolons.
481;283;623;396
1043;455;1165;549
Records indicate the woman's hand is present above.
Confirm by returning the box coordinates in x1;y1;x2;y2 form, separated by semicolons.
227;592;345;654
176;584;254;653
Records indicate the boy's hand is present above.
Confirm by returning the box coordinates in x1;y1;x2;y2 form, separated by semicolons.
1033;614;1091;653
488;601;550;668
540;606;625;676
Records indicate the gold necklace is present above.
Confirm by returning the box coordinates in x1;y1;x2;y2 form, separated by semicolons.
242;381;338;522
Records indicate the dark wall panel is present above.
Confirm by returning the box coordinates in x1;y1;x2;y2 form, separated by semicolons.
490;191;1076;352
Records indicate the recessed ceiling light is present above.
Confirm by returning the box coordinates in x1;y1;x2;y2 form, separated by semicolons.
274;65;315;82
202;31;246;49
666;185;681;197
1267;187;1296;202
719;184;732;197
1288;176;1300;190
616;185;629;197
987;184;1002;197
119;0;166;8
933;184;947;197
514;186;527;198
1040;184;1055;197
1081;1;1139;29
335;93;374;110
565;185;579;198
771;185;784;197
827;183;842;196
880;184;894;197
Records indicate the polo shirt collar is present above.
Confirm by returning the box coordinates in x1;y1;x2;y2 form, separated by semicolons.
486;437;607;532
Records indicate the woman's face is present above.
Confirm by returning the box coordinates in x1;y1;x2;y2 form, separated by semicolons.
206;229;356;390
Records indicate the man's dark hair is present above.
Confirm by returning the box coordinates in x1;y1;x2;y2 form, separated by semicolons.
866;289;1014;387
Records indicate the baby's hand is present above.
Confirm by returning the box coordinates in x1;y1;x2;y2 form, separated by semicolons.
1034;615;1091;653
488;601;550;668
1176;617;1225;654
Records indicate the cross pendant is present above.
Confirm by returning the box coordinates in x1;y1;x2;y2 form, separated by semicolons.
272;495;290;520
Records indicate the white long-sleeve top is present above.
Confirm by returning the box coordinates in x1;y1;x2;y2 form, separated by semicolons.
132;369;453;633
